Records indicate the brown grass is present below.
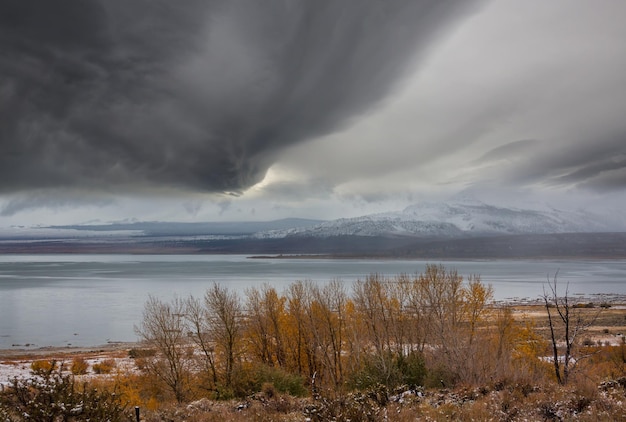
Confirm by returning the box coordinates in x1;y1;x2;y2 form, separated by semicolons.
123;381;626;421
5;304;626;420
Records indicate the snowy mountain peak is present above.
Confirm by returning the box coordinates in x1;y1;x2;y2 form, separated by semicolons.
256;199;621;239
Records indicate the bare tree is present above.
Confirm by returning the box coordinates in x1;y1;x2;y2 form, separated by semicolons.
543;272;601;384
352;273;408;385
135;295;192;402
418;265;465;364
492;305;516;379
413;265;493;384
204;283;243;388
185;295;218;387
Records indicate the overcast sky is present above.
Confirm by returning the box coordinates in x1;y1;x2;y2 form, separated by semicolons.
2;0;626;226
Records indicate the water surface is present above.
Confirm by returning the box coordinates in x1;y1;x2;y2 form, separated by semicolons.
1;254;625;349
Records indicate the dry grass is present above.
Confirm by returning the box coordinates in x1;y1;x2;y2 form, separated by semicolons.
510;304;626;346
5;304;626;420
127;380;626;421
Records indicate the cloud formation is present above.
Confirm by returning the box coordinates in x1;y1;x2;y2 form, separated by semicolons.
266;0;626;203
0;0;482;195
2;0;626;225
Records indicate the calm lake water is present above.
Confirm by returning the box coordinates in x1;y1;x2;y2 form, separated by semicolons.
1;254;626;349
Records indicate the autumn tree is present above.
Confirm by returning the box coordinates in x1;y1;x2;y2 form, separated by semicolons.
284;280;316;377
245;284;287;367
305;280;347;392
350;273;419;389
132;265;521;398
464;277;494;345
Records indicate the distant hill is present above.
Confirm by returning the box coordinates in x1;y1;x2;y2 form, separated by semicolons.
47;218;323;236
1;200;625;258
253;198;620;239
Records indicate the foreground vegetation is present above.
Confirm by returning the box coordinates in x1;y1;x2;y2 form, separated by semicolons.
3;264;626;421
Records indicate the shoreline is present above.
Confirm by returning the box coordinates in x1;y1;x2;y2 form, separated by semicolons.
0;341;138;360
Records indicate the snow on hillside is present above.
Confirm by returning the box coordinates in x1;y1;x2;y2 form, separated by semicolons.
4;200;617;242
255;198;616;239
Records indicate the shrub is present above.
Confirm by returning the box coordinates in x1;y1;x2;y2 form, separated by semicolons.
71;356;89;375
256;365;308;397
30;359;56;372
231;363;308;398
93;358;117;374
0;365;130;421
111;372;164;411
423;365;457;389
348;351;426;391
128;348;156;359
261;381;276;398
397;351;427;388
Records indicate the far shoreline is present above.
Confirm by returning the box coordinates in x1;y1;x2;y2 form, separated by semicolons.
0;341;139;360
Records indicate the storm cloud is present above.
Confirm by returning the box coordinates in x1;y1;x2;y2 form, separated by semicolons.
0;0;483;194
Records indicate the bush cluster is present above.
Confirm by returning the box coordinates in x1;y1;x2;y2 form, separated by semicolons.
0;363;131;421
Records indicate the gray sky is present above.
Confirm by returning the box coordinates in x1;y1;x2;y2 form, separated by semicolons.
2;0;626;226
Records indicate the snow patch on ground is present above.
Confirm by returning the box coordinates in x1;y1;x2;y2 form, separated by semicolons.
0;353;136;386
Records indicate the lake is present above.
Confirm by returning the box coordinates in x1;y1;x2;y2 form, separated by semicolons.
1;254;626;349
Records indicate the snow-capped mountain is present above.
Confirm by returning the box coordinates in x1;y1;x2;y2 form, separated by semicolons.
255;199;618;239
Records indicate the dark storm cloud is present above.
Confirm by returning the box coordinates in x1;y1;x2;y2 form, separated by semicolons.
259;178;334;201
0;191;114;217
0;0;482;194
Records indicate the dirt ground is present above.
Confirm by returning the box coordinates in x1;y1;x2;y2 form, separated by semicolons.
0;342;138;385
511;303;626;346
0;341;136;360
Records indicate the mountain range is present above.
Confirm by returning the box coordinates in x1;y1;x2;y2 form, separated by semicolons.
1;198;625;258
253;197;621;239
